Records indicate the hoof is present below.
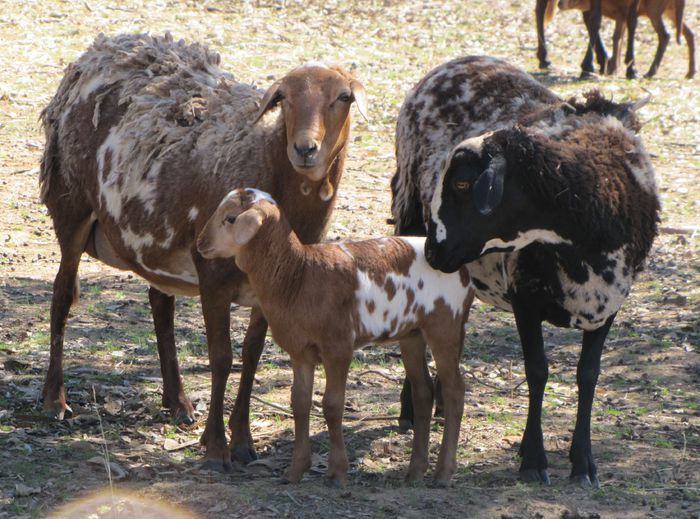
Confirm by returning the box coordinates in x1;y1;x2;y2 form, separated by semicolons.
429;479;449;489
686;71;695;80
175;413;195;426
538;60;551;70
398;418;413;433
324;477;345;488
626;68;639;80
231;444;258;464
571;473;600;488
519;468;550;485
200;458;232;473
579;71;597;80
45;405;73;421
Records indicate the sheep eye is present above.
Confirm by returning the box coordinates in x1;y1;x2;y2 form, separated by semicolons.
225;215;237;224
272;92;285;106
453;180;470;191
337;92;352;103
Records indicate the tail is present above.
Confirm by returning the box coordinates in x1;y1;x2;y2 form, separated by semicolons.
544;0;557;26
390;168;426;237
674;0;684;44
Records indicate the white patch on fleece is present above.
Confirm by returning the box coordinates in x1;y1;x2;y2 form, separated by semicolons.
560;248;631;331
466;253;516;312
481;230;572;255
245;188;277;205
188;207;199;222
355;237;470;338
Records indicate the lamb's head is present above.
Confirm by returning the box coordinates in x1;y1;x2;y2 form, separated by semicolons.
253;63;367;201
197;188;279;260
425;128;570;273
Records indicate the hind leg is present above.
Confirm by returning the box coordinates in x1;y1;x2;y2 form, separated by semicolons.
645;15;671;78
42;209;94;419
682;23;695;79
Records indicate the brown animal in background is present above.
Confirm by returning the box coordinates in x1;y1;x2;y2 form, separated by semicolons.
197;188;474;486
559;0;696;78
39;33;367;470
535;0;609;77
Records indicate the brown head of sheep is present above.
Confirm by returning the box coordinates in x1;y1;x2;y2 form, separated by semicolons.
39;33;367;471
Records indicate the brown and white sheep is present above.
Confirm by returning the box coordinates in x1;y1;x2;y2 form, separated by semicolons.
39;32;367;470
559;0;696;79
197;188;475;487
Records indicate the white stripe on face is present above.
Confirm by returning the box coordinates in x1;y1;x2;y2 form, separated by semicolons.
430;159;449;243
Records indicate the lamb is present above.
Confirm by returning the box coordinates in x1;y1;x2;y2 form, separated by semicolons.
535;0;611;76
391;56;659;486
559;0;696;79
196;188;475;486
39;32;367;470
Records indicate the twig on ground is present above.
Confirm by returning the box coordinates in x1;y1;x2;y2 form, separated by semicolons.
250;394;323;418
354;369;402;383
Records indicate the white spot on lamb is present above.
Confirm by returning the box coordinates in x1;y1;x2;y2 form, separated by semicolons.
188;207;199;221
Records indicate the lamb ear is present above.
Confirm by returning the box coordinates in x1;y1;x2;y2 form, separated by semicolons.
350;79;368;122
252;80;283;124
473;155;506;216
232;209;264;246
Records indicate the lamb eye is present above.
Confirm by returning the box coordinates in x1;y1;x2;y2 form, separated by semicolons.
454;180;470;191
225;215;237;224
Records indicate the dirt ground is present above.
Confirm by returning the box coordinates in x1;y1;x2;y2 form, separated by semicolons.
0;1;698;518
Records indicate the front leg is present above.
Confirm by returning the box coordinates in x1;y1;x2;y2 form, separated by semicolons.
284;359;315;484
229;307;268;463
535;0;552;69
321;349;353;486
625;0;641;79
149;286;195;425
581;2;605;77
197;260;236;471
512;301;549;484
569;314;615;487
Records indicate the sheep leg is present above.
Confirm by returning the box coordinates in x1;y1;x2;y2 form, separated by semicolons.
581;3;607;78
398;377;415;431
569;314;614;488
513;303;550;484
283;359;315;484
682;22;696;79
645;14;671;78
607;20;626;75
536;0;552;69
430;334;465;487
148;286;195;425
197;273;235;471
400;333;433;483
42;215;94;420
229;307;268;463
625;0;641;78
322;350;352;487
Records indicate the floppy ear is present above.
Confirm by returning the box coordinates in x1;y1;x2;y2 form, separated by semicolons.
232;208;264;247
252;80;283;124
350;79;368;122
473;155;506;216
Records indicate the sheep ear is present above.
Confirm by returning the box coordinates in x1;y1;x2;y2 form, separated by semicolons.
350;80;368;122
473;155;506;216
252;80;283;124
232;209;264;247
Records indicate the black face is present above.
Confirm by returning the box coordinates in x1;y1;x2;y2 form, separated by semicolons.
425;138;521;272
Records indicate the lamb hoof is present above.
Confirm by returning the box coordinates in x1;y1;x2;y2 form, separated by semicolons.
626;68;639;80
45;405;73;421
579;71;597;81
231;444;258;464
571;473;600;488
398;418;414;432
200;458;232;473
685;71;695;79
519;468;550;485
175;414;195;426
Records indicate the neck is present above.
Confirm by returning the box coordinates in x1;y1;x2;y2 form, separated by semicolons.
236;215;307;306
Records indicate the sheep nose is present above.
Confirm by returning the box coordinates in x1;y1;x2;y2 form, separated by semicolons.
294;141;318;159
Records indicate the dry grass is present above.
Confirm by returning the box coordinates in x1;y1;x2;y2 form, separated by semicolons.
0;1;698;518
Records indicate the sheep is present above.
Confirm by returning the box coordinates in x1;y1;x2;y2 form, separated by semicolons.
196;188;475;486
535;0;611;76
391;55;659;486
559;0;696;79
39;32;367;470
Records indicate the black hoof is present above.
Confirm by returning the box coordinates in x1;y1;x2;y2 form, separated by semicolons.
324;477;343;488
279;476;292;485
231;444;258;464
538;60;551;70
200;458;232;473
579;71;597;80
398;418;413;432
626;68;639;80
429;479;449;489
177;414;195;426
571;473;600;488
519;468;550;484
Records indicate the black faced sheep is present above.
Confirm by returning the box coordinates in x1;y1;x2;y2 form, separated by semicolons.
39;32;367;470
196;188;474;486
392;56;659;486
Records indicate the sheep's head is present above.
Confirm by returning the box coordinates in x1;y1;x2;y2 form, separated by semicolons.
197;188;278;260
253;63;368;201
424;128;569;273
